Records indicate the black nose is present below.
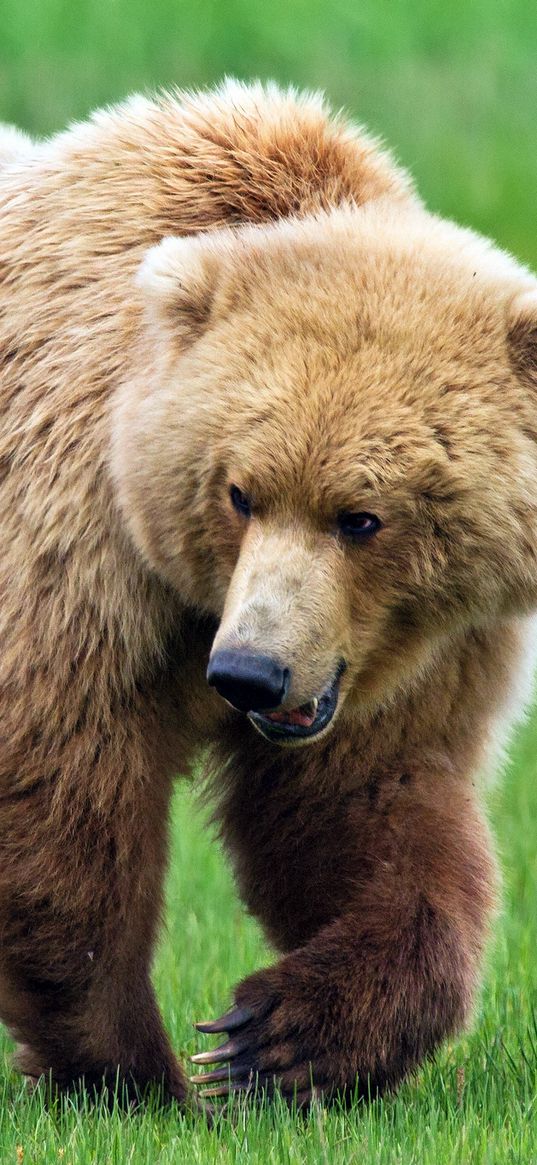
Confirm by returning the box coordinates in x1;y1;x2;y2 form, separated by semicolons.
207;649;290;712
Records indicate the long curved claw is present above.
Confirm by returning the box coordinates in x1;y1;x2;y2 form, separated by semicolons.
190;1035;247;1066
198;1081;253;1099
194;1005;253;1034
189;1065;246;1085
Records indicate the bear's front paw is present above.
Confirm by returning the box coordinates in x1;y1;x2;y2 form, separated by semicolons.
190;968;353;1108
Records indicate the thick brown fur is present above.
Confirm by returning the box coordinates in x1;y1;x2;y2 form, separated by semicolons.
1;80;537;1107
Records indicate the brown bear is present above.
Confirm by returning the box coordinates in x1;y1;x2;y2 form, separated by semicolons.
1;80;537;1110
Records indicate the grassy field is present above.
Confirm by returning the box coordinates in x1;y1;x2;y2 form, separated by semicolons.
1;0;536;1161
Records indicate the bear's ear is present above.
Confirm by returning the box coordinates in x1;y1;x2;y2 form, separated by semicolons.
507;289;537;387
137;232;236;344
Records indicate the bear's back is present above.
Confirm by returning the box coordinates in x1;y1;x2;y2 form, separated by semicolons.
0;82;415;565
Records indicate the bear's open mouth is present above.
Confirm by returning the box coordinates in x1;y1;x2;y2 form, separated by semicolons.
248;661;346;743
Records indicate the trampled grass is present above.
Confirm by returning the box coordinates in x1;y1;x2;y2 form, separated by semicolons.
1;0;536;1160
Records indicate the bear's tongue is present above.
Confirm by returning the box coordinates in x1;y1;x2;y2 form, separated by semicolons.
264;698;318;729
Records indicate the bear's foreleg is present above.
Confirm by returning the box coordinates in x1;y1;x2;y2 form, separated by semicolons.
194;743;496;1105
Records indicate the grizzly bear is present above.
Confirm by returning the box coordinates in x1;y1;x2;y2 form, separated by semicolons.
1;80;537;1110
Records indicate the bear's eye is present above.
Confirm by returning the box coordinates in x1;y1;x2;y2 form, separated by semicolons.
338;511;382;541
229;485;251;518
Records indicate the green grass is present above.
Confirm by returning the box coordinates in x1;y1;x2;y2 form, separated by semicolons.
1;0;537;266
1;719;536;1164
1;0;537;1160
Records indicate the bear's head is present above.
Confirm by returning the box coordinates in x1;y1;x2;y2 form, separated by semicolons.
113;204;537;745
